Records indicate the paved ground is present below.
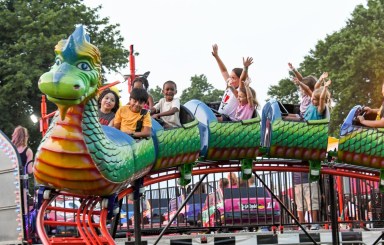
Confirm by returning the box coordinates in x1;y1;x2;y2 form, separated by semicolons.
116;229;384;245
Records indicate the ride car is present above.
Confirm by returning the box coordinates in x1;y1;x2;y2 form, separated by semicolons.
201;187;280;228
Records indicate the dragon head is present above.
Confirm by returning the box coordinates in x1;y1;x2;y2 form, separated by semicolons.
39;25;101;119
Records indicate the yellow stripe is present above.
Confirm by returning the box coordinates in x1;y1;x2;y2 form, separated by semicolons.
36;150;93;169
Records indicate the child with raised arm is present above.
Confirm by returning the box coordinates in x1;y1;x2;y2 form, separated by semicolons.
212;44;242;121
233;57;258;121
288;62;329;90
114;88;152;138
303;80;332;120
285;63;328;120
151;80;181;128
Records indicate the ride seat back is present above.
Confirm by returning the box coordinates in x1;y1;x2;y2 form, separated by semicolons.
282;103;300;114
278;101;289;116
206;101;220;111
179;105;195;124
251;107;258;118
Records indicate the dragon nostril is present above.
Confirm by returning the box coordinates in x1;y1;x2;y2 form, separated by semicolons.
74;85;80;90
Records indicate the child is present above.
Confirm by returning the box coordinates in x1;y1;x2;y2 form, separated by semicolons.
151;80;181;128
212;44;242;121
285;63;328;120
303;80;332;120
358;82;384;128
132;77;154;109
114;88;152;138
224;57;258;121
98;88;120;126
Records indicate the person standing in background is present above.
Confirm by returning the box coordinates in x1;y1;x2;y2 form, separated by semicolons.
12;125;34;216
12;126;34;174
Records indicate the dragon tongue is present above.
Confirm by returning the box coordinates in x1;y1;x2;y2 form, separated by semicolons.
57;104;70;120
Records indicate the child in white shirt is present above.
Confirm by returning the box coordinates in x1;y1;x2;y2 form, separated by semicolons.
151;80;181;128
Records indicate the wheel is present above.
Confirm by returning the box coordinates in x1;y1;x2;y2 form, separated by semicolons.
43;190;51;200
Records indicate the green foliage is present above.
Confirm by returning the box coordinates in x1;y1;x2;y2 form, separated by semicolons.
149;85;163;103
267;0;384;136
180;74;224;104
0;0;129;151
267;78;300;104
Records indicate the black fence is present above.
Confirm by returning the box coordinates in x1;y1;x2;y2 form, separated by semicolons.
44;162;382;237
112;164;381;236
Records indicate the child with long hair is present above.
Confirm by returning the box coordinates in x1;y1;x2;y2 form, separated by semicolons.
285;62;329;120
98;88;120;126
231;57;259;121
212;44;243;121
301;80;332;120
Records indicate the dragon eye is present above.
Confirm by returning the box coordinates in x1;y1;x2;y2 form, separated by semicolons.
77;62;91;71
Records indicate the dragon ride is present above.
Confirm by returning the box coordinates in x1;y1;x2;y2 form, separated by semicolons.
32;25;383;244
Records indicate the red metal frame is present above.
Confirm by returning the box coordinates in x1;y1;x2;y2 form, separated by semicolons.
128;45;135;93
35;162;379;244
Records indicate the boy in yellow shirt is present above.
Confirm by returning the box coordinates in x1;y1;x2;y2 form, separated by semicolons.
114;88;152;138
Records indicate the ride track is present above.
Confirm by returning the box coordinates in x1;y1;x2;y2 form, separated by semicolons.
33;26;382;244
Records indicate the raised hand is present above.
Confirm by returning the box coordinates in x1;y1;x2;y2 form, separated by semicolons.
324;79;332;87
212;44;219;57
243;57;253;68
288;62;294;70
320;72;329;81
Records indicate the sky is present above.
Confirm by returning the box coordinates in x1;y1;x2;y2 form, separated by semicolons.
83;0;366;107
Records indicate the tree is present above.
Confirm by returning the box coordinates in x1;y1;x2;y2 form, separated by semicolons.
267;0;384;136
149;85;163;103
267;78;300;104
0;0;129;151
180;74;224;104
301;0;384;135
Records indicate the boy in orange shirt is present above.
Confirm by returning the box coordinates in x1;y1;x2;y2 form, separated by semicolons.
114;88;152;138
